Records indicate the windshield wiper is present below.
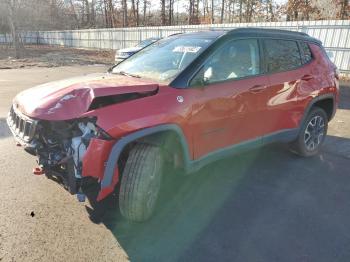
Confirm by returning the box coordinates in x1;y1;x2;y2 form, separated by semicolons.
115;71;141;78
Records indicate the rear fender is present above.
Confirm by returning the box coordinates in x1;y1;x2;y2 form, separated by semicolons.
301;93;336;125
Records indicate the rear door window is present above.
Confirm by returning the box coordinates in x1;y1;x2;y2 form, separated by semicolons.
264;39;302;73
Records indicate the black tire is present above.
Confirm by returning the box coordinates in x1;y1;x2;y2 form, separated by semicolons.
119;143;163;222
290;107;328;157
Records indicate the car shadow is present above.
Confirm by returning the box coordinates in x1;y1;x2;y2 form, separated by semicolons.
339;84;350;110
85;135;350;262
0;117;11;139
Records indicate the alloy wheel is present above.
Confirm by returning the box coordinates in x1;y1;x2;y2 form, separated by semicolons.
304;115;325;151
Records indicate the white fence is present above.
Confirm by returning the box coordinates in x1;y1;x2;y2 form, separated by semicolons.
1;20;349;74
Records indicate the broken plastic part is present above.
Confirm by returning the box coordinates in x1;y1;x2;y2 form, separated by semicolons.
33;167;45;175
97;186;114;201
97;168;119;201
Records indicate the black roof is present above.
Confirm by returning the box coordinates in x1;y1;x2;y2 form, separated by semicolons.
171;30;226;39
228;27;320;43
173;27;321;45
228;27;308;36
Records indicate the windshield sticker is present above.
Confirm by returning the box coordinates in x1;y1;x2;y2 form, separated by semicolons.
173;46;201;53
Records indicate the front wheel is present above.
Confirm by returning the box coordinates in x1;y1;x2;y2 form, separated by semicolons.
119;143;163;222
290;107;328;157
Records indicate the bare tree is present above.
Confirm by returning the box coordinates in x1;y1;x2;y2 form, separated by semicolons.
122;0;128;27
220;0;225;23
0;0;347;32
339;0;349;19
238;0;243;22
69;0;80;26
189;0;193;23
136;0;140;26
131;0;140;26
161;0;166;25
286;0;319;21
169;0;175;25
189;0;200;24
227;0;235;22
143;0;148;25
5;0;21;58
211;0;214;23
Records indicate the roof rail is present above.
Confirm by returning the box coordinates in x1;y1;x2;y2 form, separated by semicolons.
228;27;309;37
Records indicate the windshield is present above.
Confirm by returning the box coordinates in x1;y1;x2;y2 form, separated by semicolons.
112;36;214;83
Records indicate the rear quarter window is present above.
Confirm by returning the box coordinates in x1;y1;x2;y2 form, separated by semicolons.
300;41;313;64
264;39;302;73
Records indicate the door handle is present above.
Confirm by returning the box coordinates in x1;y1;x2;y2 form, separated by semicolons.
249;85;267;93
301;74;314;81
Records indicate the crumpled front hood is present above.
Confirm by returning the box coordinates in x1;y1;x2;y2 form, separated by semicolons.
14;73;159;121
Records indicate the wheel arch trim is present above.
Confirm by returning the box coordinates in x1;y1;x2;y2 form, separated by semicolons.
301;93;336;125
101;124;192;189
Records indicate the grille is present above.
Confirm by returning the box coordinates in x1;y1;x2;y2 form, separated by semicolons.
7;106;38;143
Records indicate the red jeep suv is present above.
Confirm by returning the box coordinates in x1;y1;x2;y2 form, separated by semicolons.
7;28;339;221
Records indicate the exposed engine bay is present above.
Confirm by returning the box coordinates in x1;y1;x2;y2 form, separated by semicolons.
9;113;111;195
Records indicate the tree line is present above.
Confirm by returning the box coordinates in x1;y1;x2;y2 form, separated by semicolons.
0;0;348;58
1;0;349;33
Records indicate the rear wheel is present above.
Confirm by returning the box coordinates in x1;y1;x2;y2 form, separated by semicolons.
119;143;163;222
290;107;328;157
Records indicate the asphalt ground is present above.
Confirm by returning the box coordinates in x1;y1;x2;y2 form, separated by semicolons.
0;66;349;262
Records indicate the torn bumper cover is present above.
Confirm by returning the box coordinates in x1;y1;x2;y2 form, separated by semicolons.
82;138;120;201
7;106;119;200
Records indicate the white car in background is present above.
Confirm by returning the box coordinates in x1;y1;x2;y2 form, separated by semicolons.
115;37;160;63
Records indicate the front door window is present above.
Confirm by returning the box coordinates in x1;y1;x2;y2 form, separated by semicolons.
190;39;260;86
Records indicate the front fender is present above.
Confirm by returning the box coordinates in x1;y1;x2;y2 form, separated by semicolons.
97;124;191;201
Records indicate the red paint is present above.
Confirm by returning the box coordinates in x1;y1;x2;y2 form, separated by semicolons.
188;75;270;158
33;167;44;175
82;138;115;180
82;138;120;201
97;170;119;201
14;73;159;121
12;41;338;200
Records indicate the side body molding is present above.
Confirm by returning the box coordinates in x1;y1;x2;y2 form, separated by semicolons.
98;94;336;201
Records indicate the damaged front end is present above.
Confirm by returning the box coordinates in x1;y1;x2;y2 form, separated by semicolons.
7;105;113;197
7;73;161;202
